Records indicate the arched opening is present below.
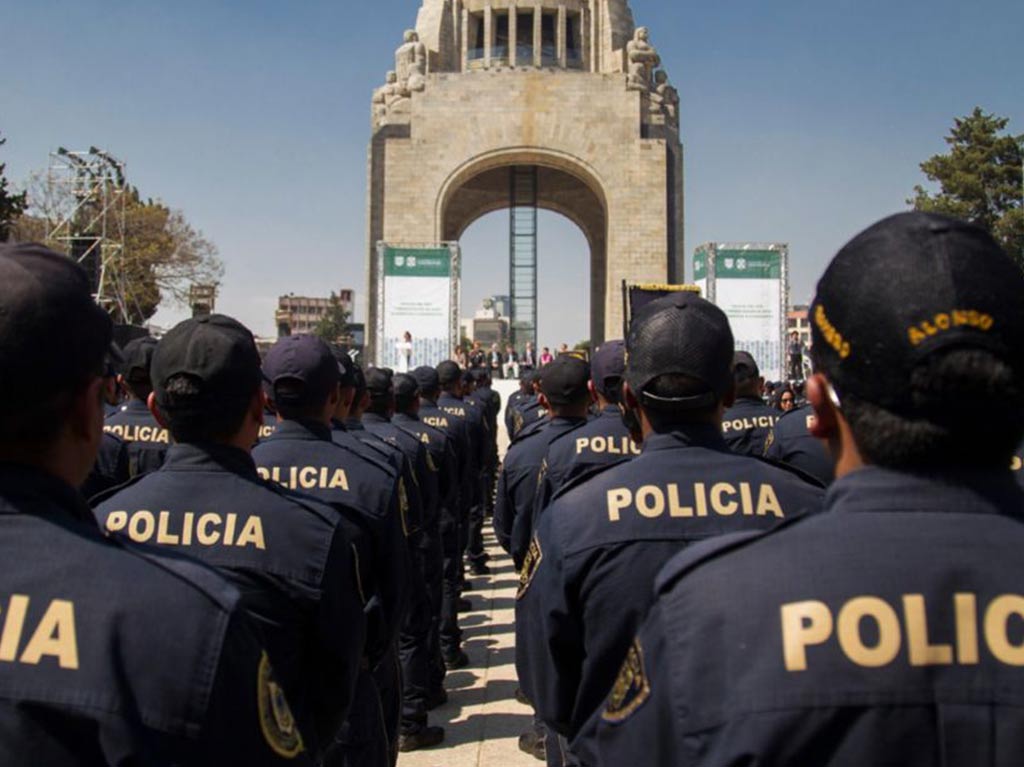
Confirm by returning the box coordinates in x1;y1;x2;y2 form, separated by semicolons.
460;209;591;358
438;150;609;348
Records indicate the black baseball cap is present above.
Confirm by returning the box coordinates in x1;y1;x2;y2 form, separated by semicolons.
152;315;262;412
412;365;440;391
811;212;1024;415
263;335;340;407
540;355;591;406
366;367;394;398
591;340;626;396
437;360;462;388
121;337;158;382
0;243;113;403
733;351;760;382
330;345;358;389
394;373;420;400
626;292;734;409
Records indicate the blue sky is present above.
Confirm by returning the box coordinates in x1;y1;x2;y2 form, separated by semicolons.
2;0;1021;348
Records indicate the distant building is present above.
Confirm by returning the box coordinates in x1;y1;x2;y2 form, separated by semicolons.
466;296;510;345
189;284;217;318
788;304;811;347
276;290;354;337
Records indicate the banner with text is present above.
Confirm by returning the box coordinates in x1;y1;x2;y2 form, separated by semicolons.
379;247;454;371
714;249;785;381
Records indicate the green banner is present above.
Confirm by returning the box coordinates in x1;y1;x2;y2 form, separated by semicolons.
714;250;782;279
693;249;708;281
383;247;451;278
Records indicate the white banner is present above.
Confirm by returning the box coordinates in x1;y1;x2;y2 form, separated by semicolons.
379;247;454;371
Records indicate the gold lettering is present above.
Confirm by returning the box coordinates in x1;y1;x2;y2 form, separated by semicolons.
156;511;180;545
903;594;953;666
197;513;221;545
739;482;754;516
710;483;738;516
257;467;270;481
635;486;664;519
984;595;1024;666
667;484;692;517
328;469;349;490
105;511;128;533
694;482;708;517
20;600;78;670
224;514;237;547
781;600;833;671
299;467;317;489
837;597;901;668
607;488;632;522
756;485;784;517
954;593;979;665
182;512;194;546
128;511;155;543
235;517;266;550
0;595;30;662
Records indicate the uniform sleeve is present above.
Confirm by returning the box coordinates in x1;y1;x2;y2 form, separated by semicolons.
509;462;543;569
309;527;369;747
196;609;315;766
414;442;439;532
574;600;678;767
492;460;516;555
515;508;583;737
369;481;412;665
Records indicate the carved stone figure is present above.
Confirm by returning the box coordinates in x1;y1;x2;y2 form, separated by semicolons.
651;70;679;122
383;71;408;110
396;29;427;93
626;26;660;91
372;75;390;122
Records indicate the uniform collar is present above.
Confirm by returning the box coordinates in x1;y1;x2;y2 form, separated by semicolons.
269;419;333;443
363;413;390;425
642;424;730;454
344;418;366;432
600;405;621;417
163;442;258;477
550;416;587;429
0;463;94;525
124;398;151;414
826;465;1024;518
392;413;418;423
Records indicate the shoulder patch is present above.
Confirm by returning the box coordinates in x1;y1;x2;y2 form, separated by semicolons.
602;639;651;723
536;459;548;489
516;536;543;600
425;451;438;473
762;428;776;456
397;478;410;537
258;652;305;758
550;457;631;502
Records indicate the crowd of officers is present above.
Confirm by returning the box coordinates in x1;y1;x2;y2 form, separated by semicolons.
2;209;1024;766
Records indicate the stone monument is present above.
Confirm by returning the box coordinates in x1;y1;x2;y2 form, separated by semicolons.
366;0;685;357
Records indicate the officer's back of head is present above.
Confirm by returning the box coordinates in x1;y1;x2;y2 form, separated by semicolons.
622;293;735;437
590;340;626;405
365;367;395;417
119;336;158;402
806;212;1024;474
412;366;441;401
151;315;264;448
436;360;462;394
0;244;114;487
263;334;341;426
394;374;421;415
732;351;764;400
539;355;592;418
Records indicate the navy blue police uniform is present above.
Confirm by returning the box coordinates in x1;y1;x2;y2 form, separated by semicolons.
1011;440;1024;488
510;393;549;441
82;432;130;499
764;404;835;486
91;316;369;760
579;211;1024;767
103;399;170;477
722;395;780;457
516;293;826;754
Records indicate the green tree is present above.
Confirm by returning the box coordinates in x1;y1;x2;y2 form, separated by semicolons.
0;134;27;242
312;292;351;344
911;108;1023;264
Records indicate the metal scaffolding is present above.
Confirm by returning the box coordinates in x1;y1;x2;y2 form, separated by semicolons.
509;165;538;350
47;147;131;318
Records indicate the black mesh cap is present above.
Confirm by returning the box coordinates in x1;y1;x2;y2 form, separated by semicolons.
412;365;440;391
120;337;158;382
732;351;760;382
263;335;340;407
152;315;262;411
540;355;591;406
626;292;735;409
366;367;394;397
329;345;358;389
812;212;1024;415
394;374;420;400
0;243;113;404
591;340;626;396
436;360;462;388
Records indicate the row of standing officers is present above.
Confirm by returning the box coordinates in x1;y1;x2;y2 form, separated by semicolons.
4;208;1024;766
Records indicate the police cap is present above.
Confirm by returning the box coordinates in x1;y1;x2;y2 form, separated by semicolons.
412;365;440;391
733;351;760;382
626;292;734;409
436;360;462;388
591;340;626;397
366;367;394;397
394;373;420;400
540;355;591;406
120;337;157;382
152;315;262;411
330;345;358;389
812;212;1024;415
263;334;340;407
0;243;113;402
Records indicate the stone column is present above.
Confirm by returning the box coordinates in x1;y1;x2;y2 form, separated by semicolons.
461;6;469;70
509;5;518;67
484;5;493;68
533;3;543;67
557;4;567;67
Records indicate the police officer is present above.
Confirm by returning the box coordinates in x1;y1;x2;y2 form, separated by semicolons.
469;368;500;553
533;340;641;515
516;292;824;765
763;402;835;485
103;336;171;477
412;365;471;670
250;335;413;764
494;355;590;567
579;212;1024;766
510;371;550;442
506;370;536;440
362;368;445;752
392;373;459;710
721;351;779;456
446;363;491;576
92;315;368;760
83;358;131;498
0;244;310;765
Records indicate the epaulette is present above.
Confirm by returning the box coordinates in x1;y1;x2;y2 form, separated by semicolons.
654;516;809;595
511;417;547;445
751;455;827;489
550;456;631;502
